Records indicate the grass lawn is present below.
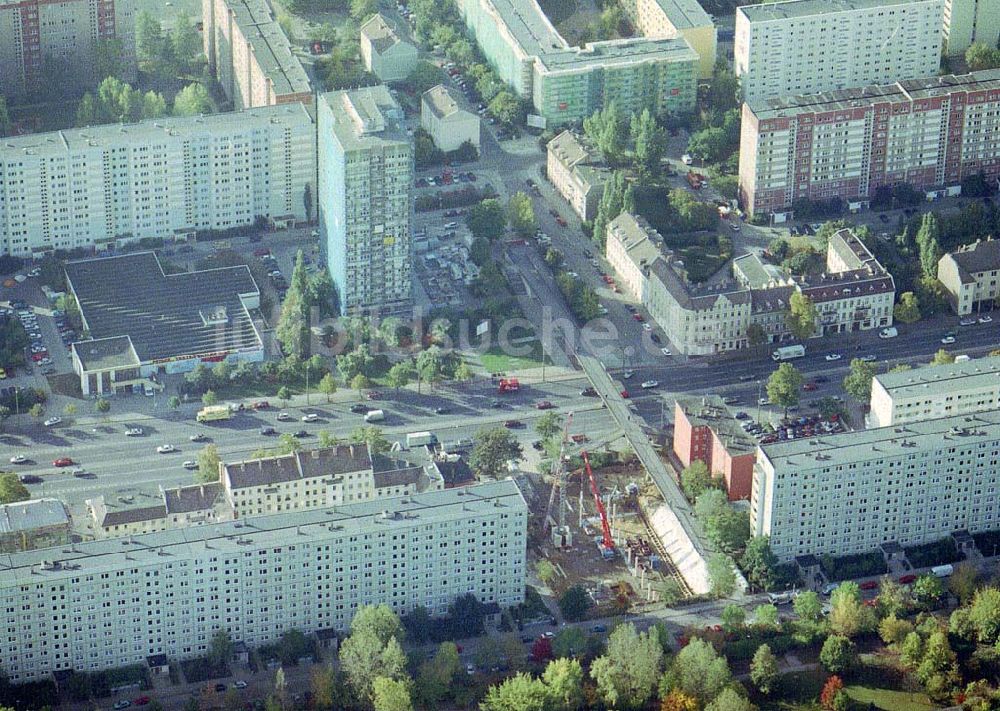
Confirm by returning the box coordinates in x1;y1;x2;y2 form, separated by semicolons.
480;341;551;373
844;685;937;711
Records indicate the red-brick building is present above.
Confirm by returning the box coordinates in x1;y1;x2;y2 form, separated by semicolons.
673;396;756;501
739;70;1000;217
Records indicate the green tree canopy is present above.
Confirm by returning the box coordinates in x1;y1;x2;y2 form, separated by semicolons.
766;362;804;412
0;472;30;504
785;292;818;340
196;444;221;483
680;460;713;502
467;198;508;241
894;292;921;323
707;553;737;598
820;635;855;673
589;623;664;709
558;585;592;622
469;426;523;478
842;358;877;402
661;637;732;706
750;643;778;695
507;192;537;236
173;82;214;116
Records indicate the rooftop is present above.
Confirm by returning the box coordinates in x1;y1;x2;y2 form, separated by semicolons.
649;0;714;30
945;237;1000;276
224;445;373;490
547;131;610;190
649;257;751;311
360;13;411;54
163;483;227;515
0;499;70;534
828;229;877;272
0;481;526;586
607;212;665;269
478;0;566;61
0;103;314;157
733;253;795;290
874;355;1000;398
759;409;1000;471
536;36;697;73
675;395;756;454
223;0;310;97
748;70;1000;118
321;86;410;152
422;85;473;121
65;252;261;365
72;336;140;373
738;0;938;22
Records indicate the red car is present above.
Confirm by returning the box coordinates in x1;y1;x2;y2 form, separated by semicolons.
503;420;524;429
252;400;270;410
803;382;818;391
366;390;382;400
898;574;917;584
632;313;644;322
620;390;630;399
859;580;879;590
535;401;555;410
53;457;74;467
133;697;151;706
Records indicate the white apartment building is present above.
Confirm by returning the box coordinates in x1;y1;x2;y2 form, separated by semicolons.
0;0;136;101
752;410;1000;562
734;0;944;104
0;104;315;258
0;481;526;683
943;0;1000;56
420;85;481;153
869;355;1000;428
318;87;413;315
604;212;662;301
938;238;1000;315
87;483;235;538
359;14;419;82
546;131;610;222
222;445;444;517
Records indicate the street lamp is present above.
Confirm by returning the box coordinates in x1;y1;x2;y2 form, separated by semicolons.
756;379;763;424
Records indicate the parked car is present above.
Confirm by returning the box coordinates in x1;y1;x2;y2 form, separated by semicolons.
535;401;555;410
43;416;62;427
53;457;74;467
641;380;659;389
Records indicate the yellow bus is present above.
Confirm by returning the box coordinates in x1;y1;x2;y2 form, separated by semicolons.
196;405;231;422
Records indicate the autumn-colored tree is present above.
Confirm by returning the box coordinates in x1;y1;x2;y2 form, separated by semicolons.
661;689;699;711
820;675;845;710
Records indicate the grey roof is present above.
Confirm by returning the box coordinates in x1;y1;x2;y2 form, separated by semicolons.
72;336;140;373
0;481;526;585
163;483;226;515
224;445;373;490
749;284;795;313
827;229;876;272
607;213;663;270
223;0;310;97
649;257;751;311
100;505;168;527
759;409;1000;470
733;253;794;290
547;131;610;192
946;238;1000;277
321;86;410;152
536;36;697;73
65;252;261;364
675;395;756;455
360;14;412;55
0;499;70;533
435;459;474;487
647;0;714;30
422;85;474;121
738;0;937;22
799;273;895;304
373;465;424;489
873;355;1000;398
748;70;1000;118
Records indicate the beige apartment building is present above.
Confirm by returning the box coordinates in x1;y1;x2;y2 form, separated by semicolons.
546;131;610;222
0;0;136;101
203;0;311;109
869;355;1000;428
604;212;661;300
938;238;1000;315
87;483;234;538
360;13;418;82
421;85;481;152
620;0;716;78
0;499;71;553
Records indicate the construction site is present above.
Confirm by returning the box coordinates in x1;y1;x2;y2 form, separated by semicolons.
525;415;694;617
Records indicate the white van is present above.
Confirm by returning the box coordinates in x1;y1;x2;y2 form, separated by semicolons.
363;409;385;423
931;564;954;578
879;327;898;339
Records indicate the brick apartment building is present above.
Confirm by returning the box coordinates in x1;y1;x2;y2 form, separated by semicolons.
739;70;1000;217
673;395;756;501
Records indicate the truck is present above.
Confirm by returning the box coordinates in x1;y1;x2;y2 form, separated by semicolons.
196;405;231;422
878;326;898;339
406;431;438;448
363;409;385;423
771;344;806;361
498;377;520;394
931;564;954;578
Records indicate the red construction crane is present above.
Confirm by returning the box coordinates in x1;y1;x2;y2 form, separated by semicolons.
582;451;614;556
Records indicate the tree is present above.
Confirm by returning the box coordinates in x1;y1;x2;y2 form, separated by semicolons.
592;170;627;247
661;638;732;707
966;42;1000;71
467;198;507;242
0;95;11;137
820;635;854;673
680;460;713;502
590;623;664;709
481;673;549;711
507;192;537;236
785;292;818;340
470;426;523;478
552;627;587;658
349;426;391;455
168;396;181;409
878;577;911;618
584;102;628;163
488;90;523;126
915;212;942;279
29;403;45;420
197;444;221;483
741;537;778;591
721;604;746;633
820;676;845;711
414;641;459;708
535;411;563;442
558;586;592;622
930;348;955;366
339;606;407;705
171;14;202;65
894;291;921;323
372;677;412;711
842;358;877;402
829;582;873;638
694;489;749;554
632;108;666;178
543;658;584;711
900;630;923;668
707;553;737;598
753;604;780;629
686;127;729;163
277;386;292;406
766;363;803;413
916;630;955;684
350;373;371;396
913;574;945;610
949;561;980;605
879;614;914;646
208;628;234;668
749;644;778;695
318;373;337;402
96;398;111;414
201;389;219;407
173;82;214;116
968;587;1000;644
704;689;754;711
135;10;164;62
536;559;557;586
661;690;699;711
0;472;30;504
794;591;823;622
350;0;378;21
62;403;77;417
453;362;473;383
385;362;414;392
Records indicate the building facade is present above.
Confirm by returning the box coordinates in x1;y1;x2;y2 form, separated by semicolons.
546;131;609;221
869;355;1000;428
203;0;311;109
673;397;756;500
942;0;1000;57
359;14;418;82
318;87;413;315
455;0;697;124
752;410;1000;562
620;0;716;78
0;481;526;683
734;0;943;105
87;483;235;538
938;237;1000;314
739;70;1000;217
0;104;315;258
604;212;664;301
0;0;136;101
421;85;480;152
0;499;71;553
